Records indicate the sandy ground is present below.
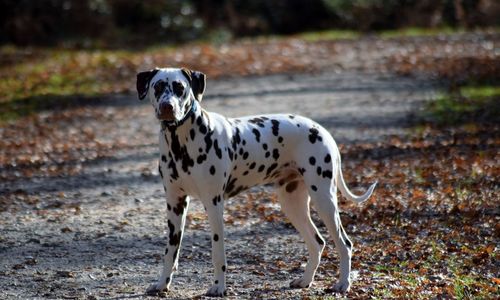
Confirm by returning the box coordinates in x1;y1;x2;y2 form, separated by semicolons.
0;71;436;299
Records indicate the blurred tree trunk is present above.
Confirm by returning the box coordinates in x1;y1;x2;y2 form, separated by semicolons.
454;0;466;27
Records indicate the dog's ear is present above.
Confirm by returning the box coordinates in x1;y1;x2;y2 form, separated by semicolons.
181;67;206;101
136;69;159;100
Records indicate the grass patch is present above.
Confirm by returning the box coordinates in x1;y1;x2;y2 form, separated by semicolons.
295;27;487;42
453;275;475;299
423;84;500;125
378;27;467;39
297;29;360;41
0;94;108;122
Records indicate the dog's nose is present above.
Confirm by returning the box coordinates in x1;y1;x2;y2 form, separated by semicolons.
160;102;173;113
158;102;175;120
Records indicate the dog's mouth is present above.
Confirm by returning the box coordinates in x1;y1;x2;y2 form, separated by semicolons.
157;114;176;121
156;109;178;121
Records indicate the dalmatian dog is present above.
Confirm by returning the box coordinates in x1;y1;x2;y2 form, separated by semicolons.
136;67;377;297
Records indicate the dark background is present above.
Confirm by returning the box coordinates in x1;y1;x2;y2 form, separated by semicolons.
2;0;499;47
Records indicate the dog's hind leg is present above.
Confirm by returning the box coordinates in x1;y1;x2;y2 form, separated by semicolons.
309;183;353;293
277;180;325;288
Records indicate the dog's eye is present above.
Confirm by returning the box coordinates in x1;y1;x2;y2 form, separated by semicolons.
154;81;166;98
172;81;184;97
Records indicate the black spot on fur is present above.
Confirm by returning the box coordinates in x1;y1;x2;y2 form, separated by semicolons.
249;162;256;169
252;128;261;142
222;265;226;272
311;185;318;191
298;168;306;175
215;280;219;284
324;154;331;163
243;170;249;176
265;151;270;158
243;152;249;160
322;170;333;179
317;166;322;176
159;165;164;178
262;143;268;150
213;234;219;241
308;128;322;144
309;156;316;165
173;196;188;216
190;129;196;141
204;131;214;153
211;195;222;206
166;277;171;285
286;181;298;193
258;165;265;172
168;220;181;246
199;124;207;134
266;163;278;176
167;159;179;180
228;185;247;198
272;149;280;160
168;130;194;173
289;114;295;119
271;120;280;136
161;155;167;162
249;117;266;128
214;140;222;159
345;238;352;248
197;154;207;164
315;234;325;245
278;136;283;143
231;128;241;151
224;176;238;197
210;165;216;175
167;203;171;211
165;247;168;254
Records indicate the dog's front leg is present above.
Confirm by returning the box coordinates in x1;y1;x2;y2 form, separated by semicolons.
204;195;227;297
147;193;189;295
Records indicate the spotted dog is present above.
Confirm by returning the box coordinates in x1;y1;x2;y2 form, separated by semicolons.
137;67;377;297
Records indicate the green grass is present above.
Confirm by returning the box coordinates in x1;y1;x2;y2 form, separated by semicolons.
378;27;467;38
453;275;476;299
423;84;500;125
297;30;360;41
295;27;484;42
460;85;500;98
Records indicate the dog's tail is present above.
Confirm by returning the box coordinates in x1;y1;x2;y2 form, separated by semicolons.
337;164;377;204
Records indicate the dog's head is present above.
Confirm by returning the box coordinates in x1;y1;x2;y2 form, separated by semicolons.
136;67;206;122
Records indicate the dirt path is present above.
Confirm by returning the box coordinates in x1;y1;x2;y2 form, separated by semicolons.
0;71;436;299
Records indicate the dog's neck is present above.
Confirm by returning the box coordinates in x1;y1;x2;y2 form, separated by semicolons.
160;99;199;131
161;98;210;146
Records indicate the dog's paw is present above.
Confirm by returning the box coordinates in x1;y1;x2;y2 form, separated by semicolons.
329;280;350;293
146;282;168;295
289;277;312;289
205;284;226;297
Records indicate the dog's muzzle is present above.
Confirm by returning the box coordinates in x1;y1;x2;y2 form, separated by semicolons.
157;102;175;121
